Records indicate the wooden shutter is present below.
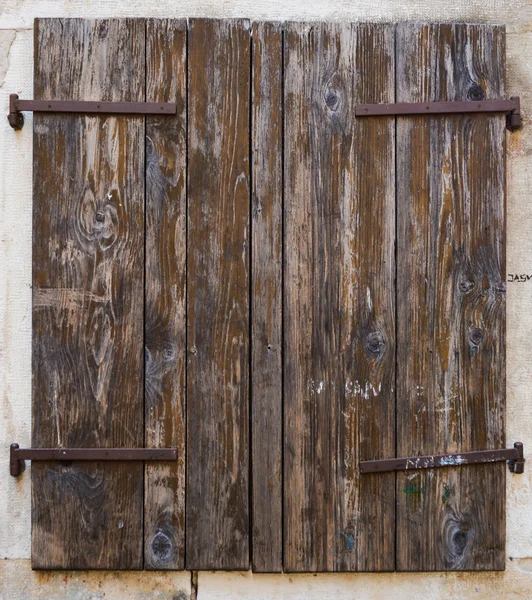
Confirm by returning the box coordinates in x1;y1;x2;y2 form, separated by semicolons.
283;22;396;572
32;18;146;569
186;18;251;570
251;21;284;573
29;18;507;572
144;19;187;570
395;23;507;571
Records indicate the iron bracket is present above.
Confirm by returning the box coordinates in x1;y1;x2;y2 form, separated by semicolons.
360;442;525;475
355;97;522;132
10;443;177;477
7;94;177;130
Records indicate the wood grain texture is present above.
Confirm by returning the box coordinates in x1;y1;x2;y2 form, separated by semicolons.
144;18;187;570
32;18;145;569
186;18;251;571
396;23;507;571
251;21;283;574
283;23;396;572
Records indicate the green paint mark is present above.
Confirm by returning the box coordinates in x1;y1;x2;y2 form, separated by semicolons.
442;482;456;504
403;483;425;496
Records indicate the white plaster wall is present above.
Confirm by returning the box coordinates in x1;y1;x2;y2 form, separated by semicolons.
1;1;532;598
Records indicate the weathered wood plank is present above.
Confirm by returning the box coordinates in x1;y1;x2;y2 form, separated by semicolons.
251;21;283;574
186;18;251;570
396;23;507;571
283;22;396;572
144;18;187;570
32;18;145;569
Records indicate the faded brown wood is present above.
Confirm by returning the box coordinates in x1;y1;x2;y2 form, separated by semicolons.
396;23;507;571
186;18;251;570
251;21;283;574
283;23;396;572
144;18;187;570
32;18;145;569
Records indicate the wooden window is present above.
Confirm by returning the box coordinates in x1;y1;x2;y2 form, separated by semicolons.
30;18;507;571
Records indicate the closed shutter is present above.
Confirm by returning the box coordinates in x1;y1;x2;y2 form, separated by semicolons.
395;23;507;571
32;19;147;569
26;18;511;571
283;22;396;572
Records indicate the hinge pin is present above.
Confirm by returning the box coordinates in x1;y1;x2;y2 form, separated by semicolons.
8;95;24;130
507;97;522;131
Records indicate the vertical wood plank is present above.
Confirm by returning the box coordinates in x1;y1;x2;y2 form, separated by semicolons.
32;18;145;569
283;23;396;572
144;18;187;570
186;18;251;570
251;21;283;574
396;23;506;571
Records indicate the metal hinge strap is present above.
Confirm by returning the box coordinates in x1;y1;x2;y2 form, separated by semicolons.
10;443;177;477
7;94;177;130
360;442;524;475
355;97;522;131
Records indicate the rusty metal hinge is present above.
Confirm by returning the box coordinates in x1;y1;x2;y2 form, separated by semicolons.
7;94;177;130
360;442;524;475
355;97;522;132
10;443;177;477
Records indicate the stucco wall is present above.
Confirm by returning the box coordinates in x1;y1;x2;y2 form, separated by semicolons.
1;1;532;598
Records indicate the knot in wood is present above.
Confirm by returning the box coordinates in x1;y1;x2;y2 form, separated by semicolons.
468;84;485;101
443;508;473;566
163;344;175;360
468;327;483;347
459;278;474;293
78;188;120;252
325;89;339;111
365;331;386;356
452;530;469;554
151;531;173;564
